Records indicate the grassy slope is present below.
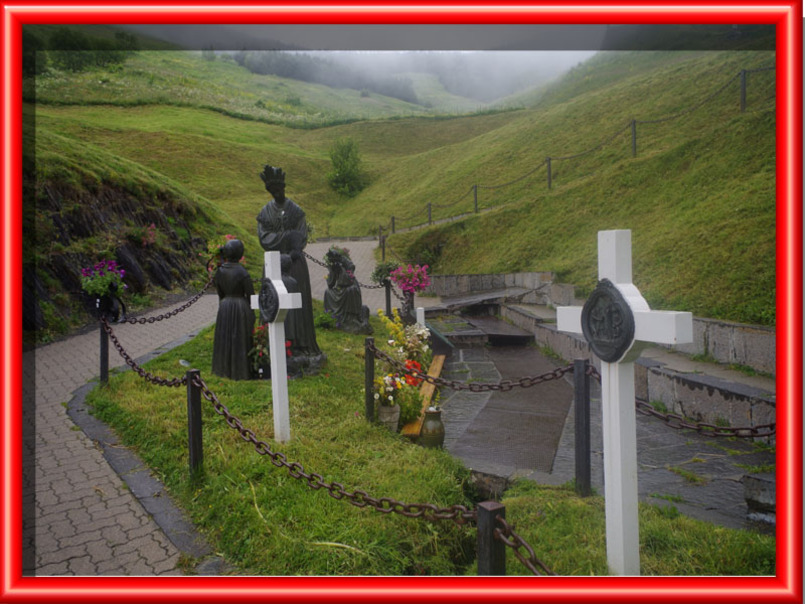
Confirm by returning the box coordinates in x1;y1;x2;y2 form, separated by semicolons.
87;311;775;576
33;49;775;324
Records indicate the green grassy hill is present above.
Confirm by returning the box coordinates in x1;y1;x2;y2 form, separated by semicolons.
26;47;776;339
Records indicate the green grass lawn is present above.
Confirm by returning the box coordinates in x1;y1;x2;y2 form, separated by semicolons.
86;304;775;576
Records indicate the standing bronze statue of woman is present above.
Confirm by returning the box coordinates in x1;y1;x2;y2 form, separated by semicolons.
212;239;255;380
256;165;325;374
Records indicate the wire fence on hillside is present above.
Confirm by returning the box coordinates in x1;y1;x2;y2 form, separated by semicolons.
380;63;775;236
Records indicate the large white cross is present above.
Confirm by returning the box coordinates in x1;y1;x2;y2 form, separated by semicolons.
557;230;692;576
250;251;302;443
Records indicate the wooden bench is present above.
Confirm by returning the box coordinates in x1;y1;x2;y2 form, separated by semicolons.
400;354;446;438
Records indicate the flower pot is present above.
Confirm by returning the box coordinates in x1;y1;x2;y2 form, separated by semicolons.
419;407;445;448
377;404;401;432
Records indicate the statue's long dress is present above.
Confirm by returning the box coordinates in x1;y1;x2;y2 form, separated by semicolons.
324;260;362;327
256;199;322;357
212;262;255;380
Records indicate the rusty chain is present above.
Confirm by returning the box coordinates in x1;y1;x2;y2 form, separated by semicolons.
191;372;478;525
584;363;774;438
369;342;573;392
120;275;214;325
494;516;555;576
100;317;187;387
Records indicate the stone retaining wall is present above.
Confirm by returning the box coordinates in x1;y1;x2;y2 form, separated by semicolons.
500;304;775;441
429;272;775;376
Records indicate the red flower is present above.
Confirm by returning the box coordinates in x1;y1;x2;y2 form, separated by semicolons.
285;340;292;358
404;359;423;386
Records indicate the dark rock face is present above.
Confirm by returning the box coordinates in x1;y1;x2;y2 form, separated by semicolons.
25;180;212;334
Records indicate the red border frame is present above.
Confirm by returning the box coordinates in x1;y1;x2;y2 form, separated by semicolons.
2;2;801;602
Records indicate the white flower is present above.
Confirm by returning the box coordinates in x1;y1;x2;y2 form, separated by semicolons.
374;393;379;400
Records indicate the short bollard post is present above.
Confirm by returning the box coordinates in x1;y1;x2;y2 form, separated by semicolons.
364;337;375;423
384;281;392;316
574;359;591;497
391;216;396;234
99;320;109;386
477;501;506;575
473;184;478;213
546;157;552;190
186;369;203;474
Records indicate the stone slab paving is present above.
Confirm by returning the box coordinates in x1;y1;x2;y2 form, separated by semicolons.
24;293;221;575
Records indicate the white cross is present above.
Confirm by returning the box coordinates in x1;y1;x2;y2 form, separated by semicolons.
250;251;302;444
557;230;692;576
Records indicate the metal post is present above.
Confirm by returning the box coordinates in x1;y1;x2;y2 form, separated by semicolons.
186;369;203;474
380;235;386;262
546;157;552;190
99;320;109;386
574;359;592;497
477;501;506;575
365;337;375;422
473;184;478;213
391;216;396;234
631;120;637;157
385;282;392;316
427;203;432;225
740;70;747;113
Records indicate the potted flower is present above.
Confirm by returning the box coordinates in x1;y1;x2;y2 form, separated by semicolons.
389;264;431;323
373;372;423;432
80;259;127;321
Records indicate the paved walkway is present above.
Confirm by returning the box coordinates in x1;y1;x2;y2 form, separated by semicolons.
24;239;434;576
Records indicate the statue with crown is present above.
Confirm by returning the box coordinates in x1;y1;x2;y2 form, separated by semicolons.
256;164;326;375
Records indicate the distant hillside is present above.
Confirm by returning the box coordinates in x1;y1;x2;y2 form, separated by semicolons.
25;46;775;342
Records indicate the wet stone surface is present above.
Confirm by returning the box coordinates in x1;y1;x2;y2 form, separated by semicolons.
438;342;775;535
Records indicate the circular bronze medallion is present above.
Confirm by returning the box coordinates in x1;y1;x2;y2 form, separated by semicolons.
259;278;279;324
581;278;635;363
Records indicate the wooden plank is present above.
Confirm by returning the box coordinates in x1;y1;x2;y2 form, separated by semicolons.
401;355;446;438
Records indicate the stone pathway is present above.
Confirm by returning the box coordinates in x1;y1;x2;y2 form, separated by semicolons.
25;239;439;576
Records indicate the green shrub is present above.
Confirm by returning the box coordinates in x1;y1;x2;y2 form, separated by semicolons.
327;138;367;197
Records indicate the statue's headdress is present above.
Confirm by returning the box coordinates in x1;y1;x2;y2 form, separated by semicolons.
260;165;285;187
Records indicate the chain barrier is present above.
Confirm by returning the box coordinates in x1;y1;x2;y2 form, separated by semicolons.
494;516;555;576
120;274;214;325
369;341;573;392
191;372;478;525
302;250;390;290
585;363;774;438
100;317;187;387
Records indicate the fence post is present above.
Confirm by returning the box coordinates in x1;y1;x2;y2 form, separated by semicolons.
740;69;747;113
546;157;552;190
427;203;432;225
99;320;109;386
365;337;375;423
391;216;396;234
385;282;392;316
380;234;386;262
477;501;506;575
473;184;479;213
186;369;203;474
631;120;637;157
574;359;591;497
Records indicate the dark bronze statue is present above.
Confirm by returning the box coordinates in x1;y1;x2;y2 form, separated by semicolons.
323;247;372;334
256;165;325;374
212;239;255;380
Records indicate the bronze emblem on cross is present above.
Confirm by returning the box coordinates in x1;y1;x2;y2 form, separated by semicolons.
581;278;636;363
